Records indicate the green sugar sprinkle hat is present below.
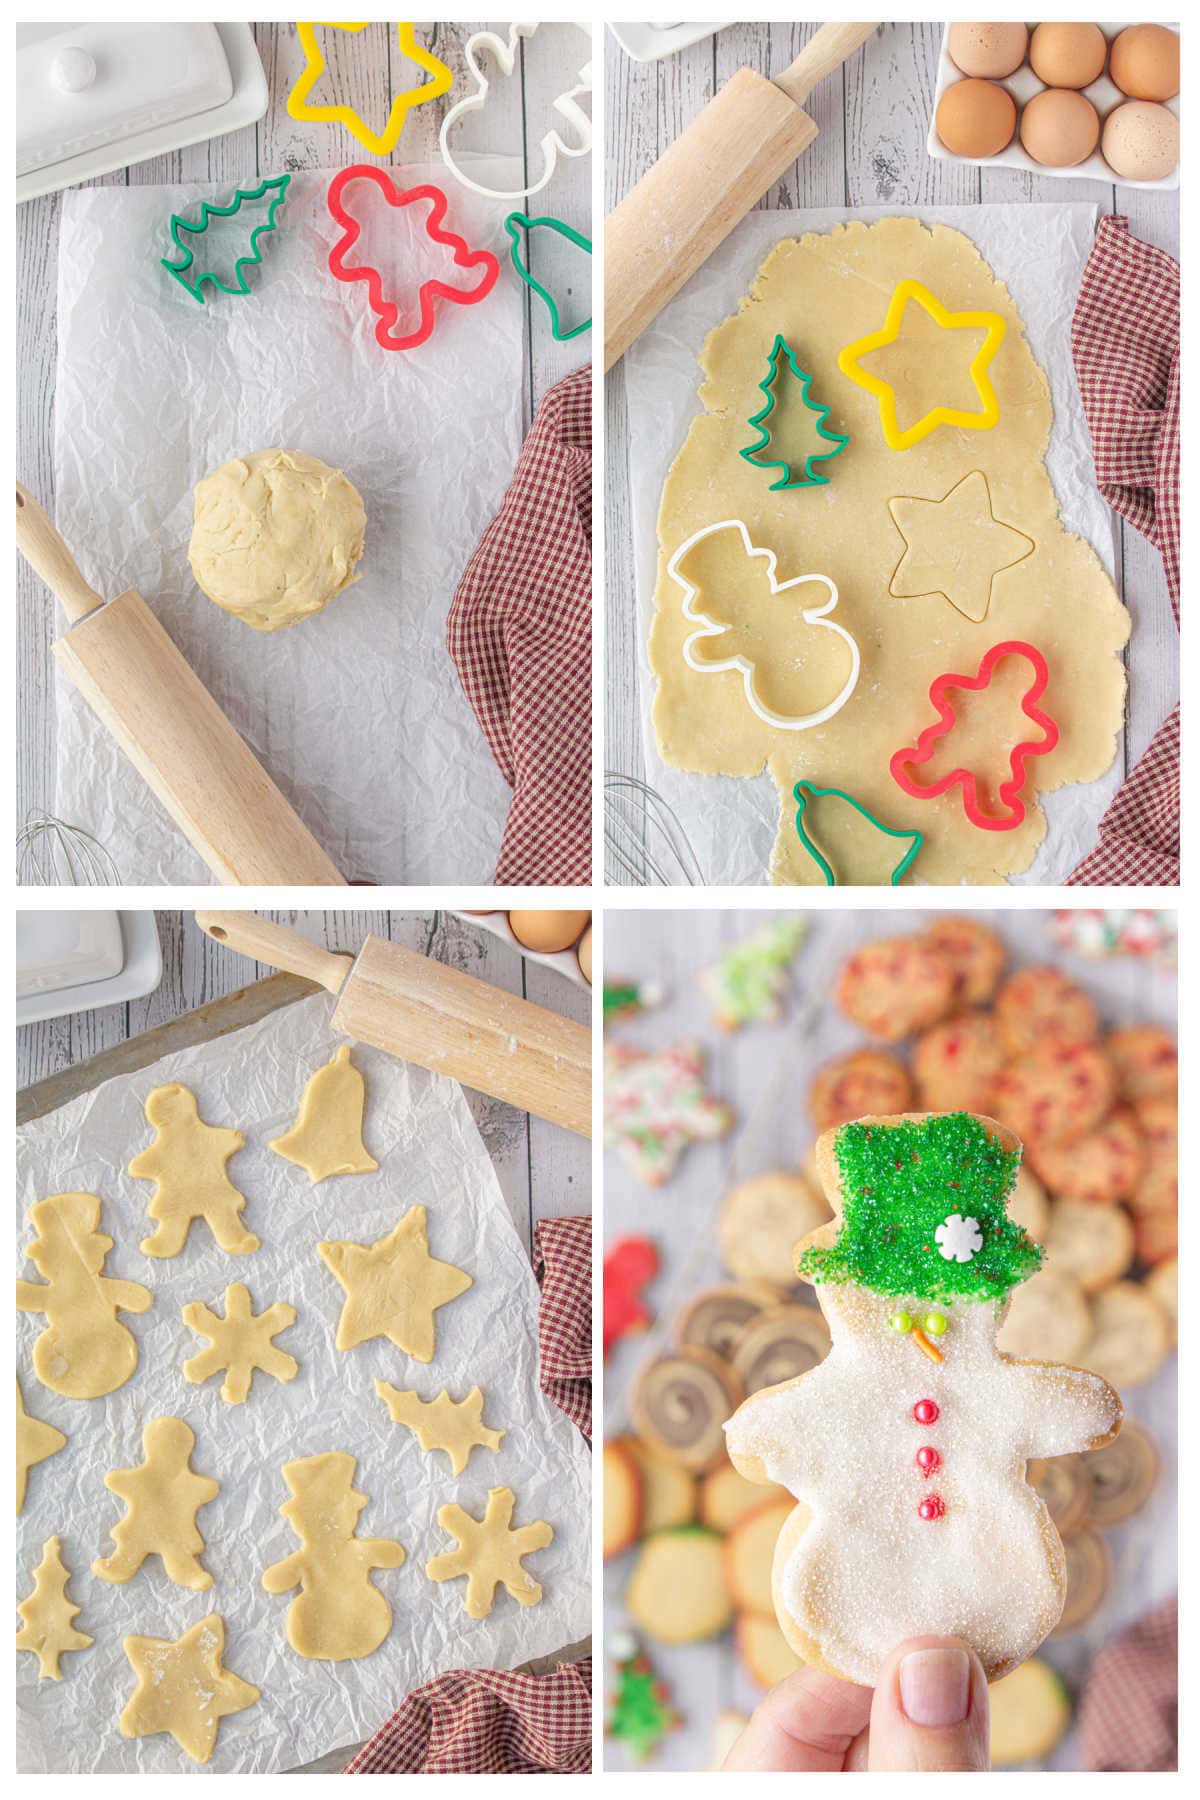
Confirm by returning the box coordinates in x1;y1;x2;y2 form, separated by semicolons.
799;1113;1043;1304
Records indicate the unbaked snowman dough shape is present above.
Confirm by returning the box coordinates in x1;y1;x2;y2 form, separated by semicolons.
650;218;1131;884
725;1111;1122;1686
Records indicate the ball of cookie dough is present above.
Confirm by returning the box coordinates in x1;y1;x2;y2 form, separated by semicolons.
189;448;366;632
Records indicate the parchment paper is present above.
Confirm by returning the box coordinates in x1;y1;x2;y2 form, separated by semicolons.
625;202;1123;886
16;992;591;1773
51;163;526;885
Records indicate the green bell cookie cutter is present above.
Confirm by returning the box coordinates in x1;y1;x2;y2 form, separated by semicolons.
793;779;923;886
161;174;291;305
504;211;592;342
741;334;849;490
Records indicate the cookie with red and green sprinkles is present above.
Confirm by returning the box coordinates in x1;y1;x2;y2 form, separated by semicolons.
992;1041;1117;1147
919;916;1006;1007
1105;1025;1178;1102
1026;1106;1145;1205
808;1048;913;1132
913;1011;1007;1114
835;937;956;1042
994;967;1100;1059
1132;1094;1176;1172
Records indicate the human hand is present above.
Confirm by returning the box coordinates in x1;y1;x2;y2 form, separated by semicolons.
721;1636;991;1772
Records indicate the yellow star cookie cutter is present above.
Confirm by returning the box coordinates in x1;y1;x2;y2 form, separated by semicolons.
287;23;453;157
837;278;1006;452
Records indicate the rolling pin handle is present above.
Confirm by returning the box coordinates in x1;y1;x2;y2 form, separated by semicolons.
15;483;107;623
195;911;354;995
772;22;880;108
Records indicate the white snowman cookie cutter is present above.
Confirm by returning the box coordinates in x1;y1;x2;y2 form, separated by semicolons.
666;518;861;732
439;22;593;202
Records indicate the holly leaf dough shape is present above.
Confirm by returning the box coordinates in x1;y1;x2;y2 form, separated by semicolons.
374;1381;505;1476
318;1204;472;1363
16;1535;92;1679
119;1613;259;1764
425;1486;553;1619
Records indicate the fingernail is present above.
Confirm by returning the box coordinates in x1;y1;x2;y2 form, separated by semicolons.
899;1648;971;1727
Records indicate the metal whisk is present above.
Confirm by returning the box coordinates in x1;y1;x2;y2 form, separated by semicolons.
604;771;705;886
16;811;121;886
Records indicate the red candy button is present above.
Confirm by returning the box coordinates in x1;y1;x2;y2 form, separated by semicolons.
916;1446;940;1477
913;1398;939;1425
918;1494;946;1521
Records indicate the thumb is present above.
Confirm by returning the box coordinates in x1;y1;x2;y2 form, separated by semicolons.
867;1636;990;1771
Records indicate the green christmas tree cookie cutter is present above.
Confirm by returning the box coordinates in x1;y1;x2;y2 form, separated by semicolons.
504;210;592;341
793;779;923;887
741;333;849;490
161;173;291;304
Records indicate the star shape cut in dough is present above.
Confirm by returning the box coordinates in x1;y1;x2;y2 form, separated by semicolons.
318;1205;472;1363
425;1486;554;1619
888;471;1035;622
837;279;1006;451
119;1613;260;1765
181;1283;299;1405
375;1381;505;1476
287;23;452;157
16;1377;66;1513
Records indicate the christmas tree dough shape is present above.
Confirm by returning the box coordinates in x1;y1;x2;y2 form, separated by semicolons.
725;1111;1122;1686
319;1204;472;1363
93;1416;219;1591
17;1191;152;1398
16;1377;66;1512
16;1535;93;1679
262;1451;405;1660
375;1381;505;1475
426;1486;553;1619
182;1282;299;1405
270;1044;378;1182
129;1083;259;1257
119;1613;259;1764
650;217;1130;884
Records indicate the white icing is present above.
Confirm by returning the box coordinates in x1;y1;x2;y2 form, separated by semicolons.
724;1282;1120;1685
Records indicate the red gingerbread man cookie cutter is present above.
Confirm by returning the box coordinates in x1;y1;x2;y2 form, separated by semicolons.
889;640;1059;832
326;165;500;352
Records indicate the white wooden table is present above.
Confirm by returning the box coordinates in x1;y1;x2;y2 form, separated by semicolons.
604;22;1179;883
603;907;1177;1771
16;20;591;837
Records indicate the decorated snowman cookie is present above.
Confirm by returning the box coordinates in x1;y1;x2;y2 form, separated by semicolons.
725;1111;1121;1687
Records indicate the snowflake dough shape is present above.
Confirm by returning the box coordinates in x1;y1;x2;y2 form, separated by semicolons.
128;1083;258;1257
16;1535;93;1679
287;23;453;157
375;1381;505;1476
426;1486;554;1620
119;1613;260;1765
888;471;1035;622
270;1044;378;1182
318;1204;472;1363
93;1416;219;1592
604;1041;734;1186
182;1283;299;1406
17;1191;152;1398
16;1378;66;1513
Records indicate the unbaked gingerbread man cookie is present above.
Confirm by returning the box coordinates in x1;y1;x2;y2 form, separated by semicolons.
93;1416;219;1592
128;1083;258;1257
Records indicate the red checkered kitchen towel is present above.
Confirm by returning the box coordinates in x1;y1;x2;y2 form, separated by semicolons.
448;367;592;885
1079;1593;1177;1771
1067;216;1179;885
346;1217;592;1774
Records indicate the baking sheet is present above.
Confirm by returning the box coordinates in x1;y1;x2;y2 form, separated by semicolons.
17;992;591;1774
50;164;526;885
625;202;1124;887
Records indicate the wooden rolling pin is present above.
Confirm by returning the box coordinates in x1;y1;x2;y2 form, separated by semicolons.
196;911;592;1138
16;484;346;886
605;22;879;369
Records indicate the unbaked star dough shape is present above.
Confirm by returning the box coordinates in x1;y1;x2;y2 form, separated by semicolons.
119;1613;260;1764
375;1381;505;1475
262;1451;405;1661
270;1045;378;1182
182;1283;299;1405
888;470;1035;622
16;1535;93;1679
650;217;1131;884
129;1083;259;1258
16;1377;66;1513
318;1204;472;1363
16;1192;152;1399
425;1486;553;1619
93;1416;219;1591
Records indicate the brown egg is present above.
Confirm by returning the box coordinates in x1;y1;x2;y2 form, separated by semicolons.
507;909;590;954
1109;25;1179;102
1020;88;1101;168
935;78;1017;158
1102;101;1180;182
946;22;1028;80
576;926;592;985
1028;22;1108;90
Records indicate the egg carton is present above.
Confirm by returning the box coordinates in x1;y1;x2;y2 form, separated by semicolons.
927;22;1179;191
449;910;590;991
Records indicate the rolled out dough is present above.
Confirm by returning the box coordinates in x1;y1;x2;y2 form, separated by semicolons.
649;217;1130;885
